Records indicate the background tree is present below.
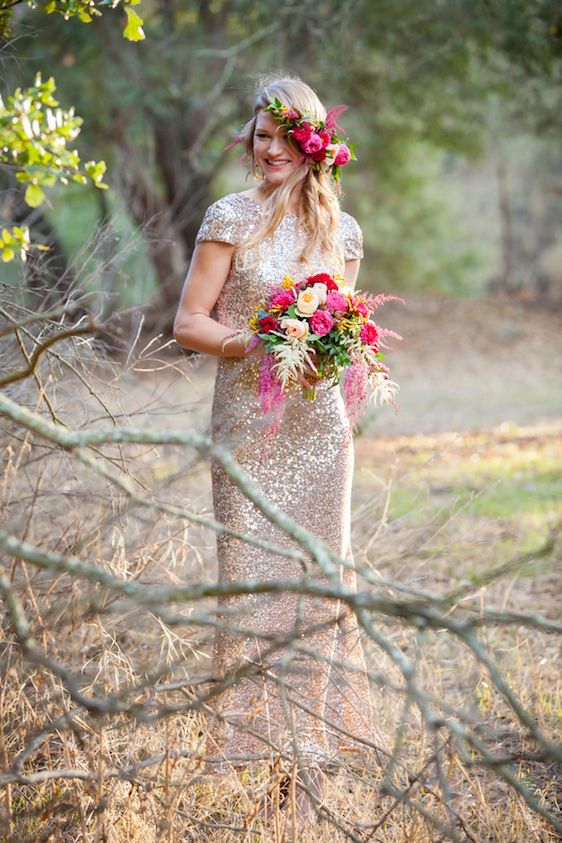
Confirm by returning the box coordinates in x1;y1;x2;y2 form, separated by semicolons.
2;0;561;324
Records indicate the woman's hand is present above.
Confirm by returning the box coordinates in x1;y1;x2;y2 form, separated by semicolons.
297;351;321;390
244;339;266;359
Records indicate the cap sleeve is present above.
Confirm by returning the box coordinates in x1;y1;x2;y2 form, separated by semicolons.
195;196;240;246
341;212;364;260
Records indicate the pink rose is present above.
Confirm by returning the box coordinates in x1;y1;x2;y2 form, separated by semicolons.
270;290;295;310
292;122;312;142
310;309;334;336
301;133;324;154
334;143;351;166
325;291;348;313
360;321;379;347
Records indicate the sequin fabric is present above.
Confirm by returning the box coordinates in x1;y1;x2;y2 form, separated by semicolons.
195;192;375;768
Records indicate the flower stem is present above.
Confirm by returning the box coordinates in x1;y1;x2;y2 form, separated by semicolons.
302;385;317;401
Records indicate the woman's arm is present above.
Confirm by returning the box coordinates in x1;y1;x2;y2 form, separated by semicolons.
343;258;361;291
173;240;248;357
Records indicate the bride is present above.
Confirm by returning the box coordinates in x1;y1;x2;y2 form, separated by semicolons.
173;73;376;810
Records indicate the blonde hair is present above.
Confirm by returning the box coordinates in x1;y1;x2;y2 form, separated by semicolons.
237;73;341;269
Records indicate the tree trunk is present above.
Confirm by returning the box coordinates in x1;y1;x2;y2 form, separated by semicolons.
496;149;515;295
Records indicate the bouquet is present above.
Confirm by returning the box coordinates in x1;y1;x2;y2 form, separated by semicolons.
242;272;401;431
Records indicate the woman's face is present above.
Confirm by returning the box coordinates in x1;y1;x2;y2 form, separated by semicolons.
253;110;302;187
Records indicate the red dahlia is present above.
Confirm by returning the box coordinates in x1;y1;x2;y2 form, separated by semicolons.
258;316;280;333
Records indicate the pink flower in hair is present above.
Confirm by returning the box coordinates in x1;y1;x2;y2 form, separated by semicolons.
311;148;327;162
325;104;349;133
301;133;324;154
292;122;312;143
334;144;351;166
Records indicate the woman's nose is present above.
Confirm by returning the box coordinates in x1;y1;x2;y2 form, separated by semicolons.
268;134;284;155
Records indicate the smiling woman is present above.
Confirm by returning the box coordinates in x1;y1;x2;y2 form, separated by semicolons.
173;73;372;818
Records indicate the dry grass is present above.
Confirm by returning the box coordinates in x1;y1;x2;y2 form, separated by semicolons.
1;299;561;842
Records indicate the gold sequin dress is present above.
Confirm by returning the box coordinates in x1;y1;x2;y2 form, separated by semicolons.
195;192;375;767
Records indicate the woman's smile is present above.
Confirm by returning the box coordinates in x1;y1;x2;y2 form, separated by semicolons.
265;158;292;168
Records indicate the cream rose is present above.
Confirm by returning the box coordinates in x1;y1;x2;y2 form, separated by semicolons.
310;282;328;305
281;317;309;340
295;289;320;317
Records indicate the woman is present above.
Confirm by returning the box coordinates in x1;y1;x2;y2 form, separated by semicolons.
173;75;375;782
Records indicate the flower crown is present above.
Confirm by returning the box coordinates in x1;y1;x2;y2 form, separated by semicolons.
225;97;356;185
262;98;356;184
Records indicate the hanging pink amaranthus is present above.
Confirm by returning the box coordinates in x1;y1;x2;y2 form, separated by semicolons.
258;353;287;435
344;352;370;429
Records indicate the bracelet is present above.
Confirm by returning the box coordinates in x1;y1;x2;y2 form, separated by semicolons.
221;332;241;354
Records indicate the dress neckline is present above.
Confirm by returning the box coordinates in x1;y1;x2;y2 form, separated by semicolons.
237;192;300;219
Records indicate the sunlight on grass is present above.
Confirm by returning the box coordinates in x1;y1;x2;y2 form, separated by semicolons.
358;424;562;530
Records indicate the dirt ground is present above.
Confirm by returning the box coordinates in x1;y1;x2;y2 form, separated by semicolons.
373;293;562;436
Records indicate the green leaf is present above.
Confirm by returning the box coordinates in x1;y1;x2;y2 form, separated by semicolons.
2;247;15;262
24;184;46;208
85;159;108;187
123;5;145;41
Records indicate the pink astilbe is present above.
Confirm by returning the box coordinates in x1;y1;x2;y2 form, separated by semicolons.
365;292;405;310
325;104;349;133
373;324;404;350
344;353;369;429
258;353;287;435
